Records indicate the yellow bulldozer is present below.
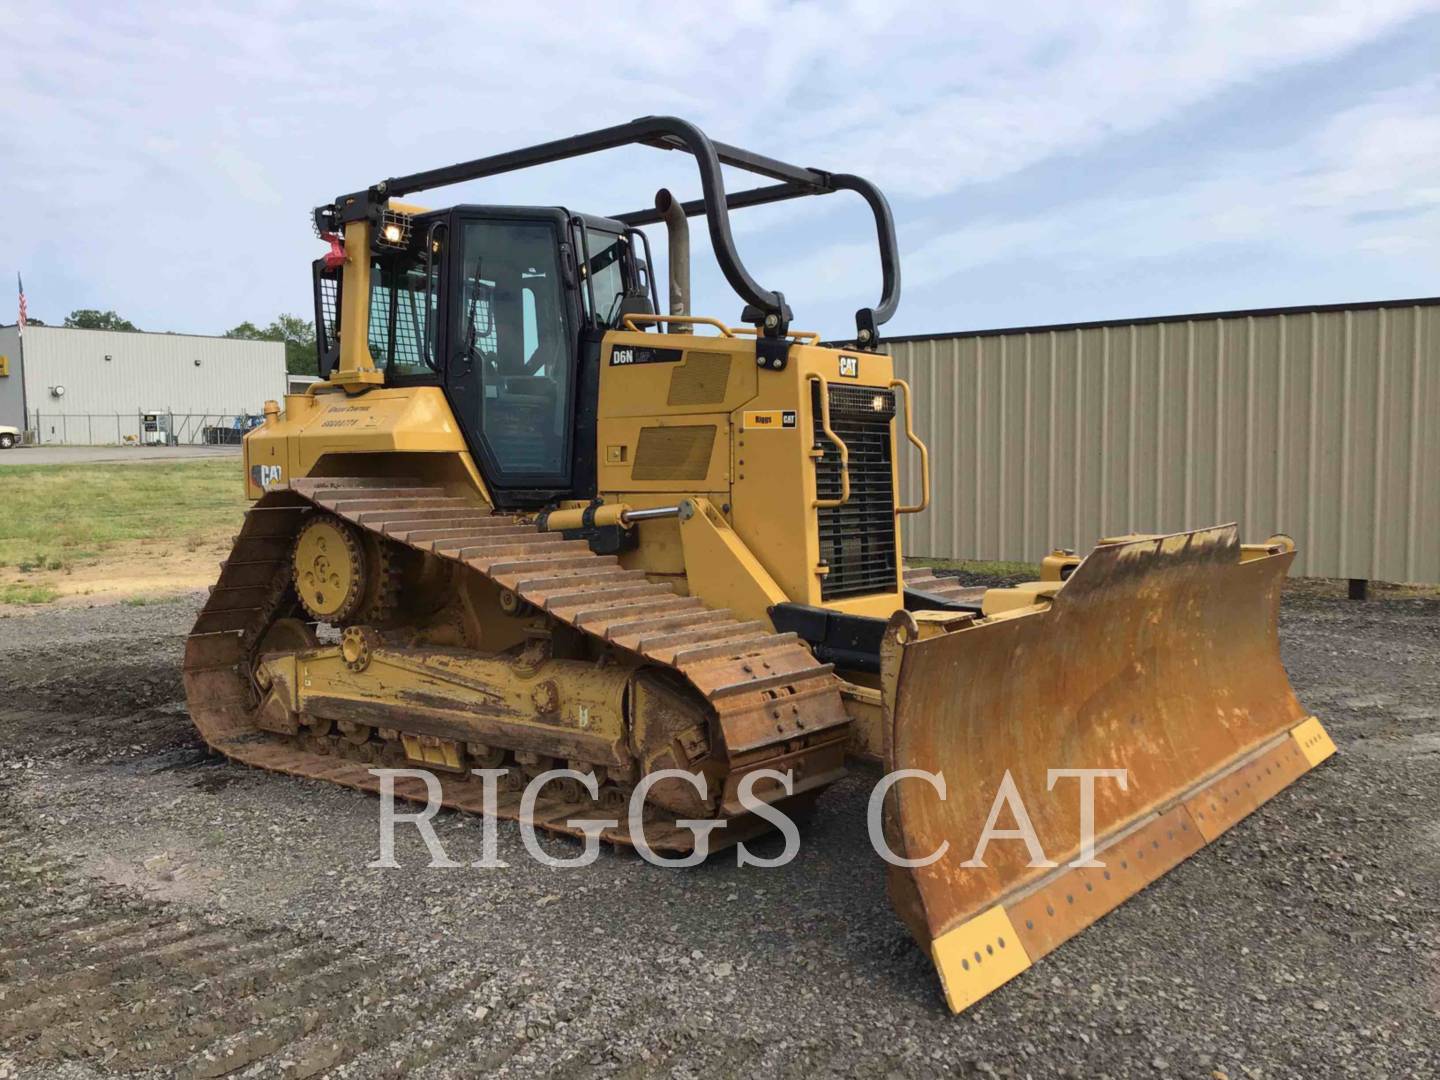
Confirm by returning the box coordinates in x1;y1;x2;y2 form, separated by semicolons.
184;116;1335;1014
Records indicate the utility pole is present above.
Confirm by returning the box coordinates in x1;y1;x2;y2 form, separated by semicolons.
15;273;29;440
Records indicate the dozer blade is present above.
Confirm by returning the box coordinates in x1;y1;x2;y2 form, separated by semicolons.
881;525;1336;1014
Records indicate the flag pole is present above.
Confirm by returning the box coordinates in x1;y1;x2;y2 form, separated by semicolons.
16;273;29;440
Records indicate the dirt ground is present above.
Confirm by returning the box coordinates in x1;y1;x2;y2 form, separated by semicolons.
0;586;1436;1078
0;537;238;605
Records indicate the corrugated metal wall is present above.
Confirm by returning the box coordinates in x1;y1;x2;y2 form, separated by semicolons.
16;326;285;417
888;300;1440;584
0;327;23;430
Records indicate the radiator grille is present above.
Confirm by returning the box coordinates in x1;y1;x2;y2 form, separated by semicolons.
814;384;898;599
632;425;716;481
667;352;732;406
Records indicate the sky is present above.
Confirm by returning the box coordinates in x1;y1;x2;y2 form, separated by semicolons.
2;1;1438;341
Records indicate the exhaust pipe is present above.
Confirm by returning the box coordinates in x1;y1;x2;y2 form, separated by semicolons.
654;188;689;317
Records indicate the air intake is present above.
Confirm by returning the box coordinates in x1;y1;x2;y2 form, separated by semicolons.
666;352;732;406
632;425;716;481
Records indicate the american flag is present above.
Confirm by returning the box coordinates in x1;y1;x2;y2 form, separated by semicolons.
16;273;25;335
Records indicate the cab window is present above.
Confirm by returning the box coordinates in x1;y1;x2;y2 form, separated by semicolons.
455;219;573;479
369;253;438;378
582;231;627;326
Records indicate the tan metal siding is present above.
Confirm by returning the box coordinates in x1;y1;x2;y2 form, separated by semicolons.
890;302;1440;584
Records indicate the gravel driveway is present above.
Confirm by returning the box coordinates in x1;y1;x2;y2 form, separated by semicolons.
0;586;1435;1078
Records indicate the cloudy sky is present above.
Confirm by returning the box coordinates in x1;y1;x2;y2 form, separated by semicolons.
2;2;1437;340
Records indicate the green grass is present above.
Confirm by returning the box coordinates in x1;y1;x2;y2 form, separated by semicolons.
908;557;1040;578
0;460;247;574
0;583;61;605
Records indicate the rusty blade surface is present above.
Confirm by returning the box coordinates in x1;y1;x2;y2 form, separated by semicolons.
883;525;1334;1013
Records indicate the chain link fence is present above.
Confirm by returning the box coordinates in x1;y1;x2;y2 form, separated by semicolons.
24;411;265;447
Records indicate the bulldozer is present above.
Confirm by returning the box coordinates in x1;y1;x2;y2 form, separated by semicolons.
184;116;1336;1014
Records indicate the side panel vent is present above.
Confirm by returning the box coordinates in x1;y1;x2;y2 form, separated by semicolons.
667;352;732;406
632;425;717;481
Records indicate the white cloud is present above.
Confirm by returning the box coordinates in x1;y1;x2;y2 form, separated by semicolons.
768;73;1440;317
0;1;1433;334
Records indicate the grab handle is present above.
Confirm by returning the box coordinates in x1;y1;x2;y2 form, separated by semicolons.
807;373;850;509
620;313;734;336
890;377;930;514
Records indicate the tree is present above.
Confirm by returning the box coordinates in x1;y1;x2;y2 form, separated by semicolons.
225;314;317;375
222;321;265;340
64;309;138;331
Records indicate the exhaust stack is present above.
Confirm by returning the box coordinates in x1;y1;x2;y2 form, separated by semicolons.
654;188;689;317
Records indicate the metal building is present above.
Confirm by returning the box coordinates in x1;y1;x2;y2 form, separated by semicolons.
0;325;286;444
886;297;1440;585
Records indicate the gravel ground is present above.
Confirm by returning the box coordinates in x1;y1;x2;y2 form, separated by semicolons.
0;586;1436;1078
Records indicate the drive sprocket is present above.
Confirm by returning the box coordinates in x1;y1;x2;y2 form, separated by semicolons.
292;514;367;624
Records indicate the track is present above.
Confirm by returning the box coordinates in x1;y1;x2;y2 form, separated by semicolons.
183;478;850;853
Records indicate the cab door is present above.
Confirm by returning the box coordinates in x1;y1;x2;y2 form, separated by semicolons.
445;209;580;504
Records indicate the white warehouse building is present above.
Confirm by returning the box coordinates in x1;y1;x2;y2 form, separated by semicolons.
0;325;287;445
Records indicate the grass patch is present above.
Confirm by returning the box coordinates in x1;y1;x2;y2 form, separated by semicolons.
907;557;1041;589
0;460;246;571
908;557;1040;577
0;582;61;605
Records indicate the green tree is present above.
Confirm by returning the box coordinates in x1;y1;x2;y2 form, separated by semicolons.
64;309;138;331
225;314;317;375
223;320;265;340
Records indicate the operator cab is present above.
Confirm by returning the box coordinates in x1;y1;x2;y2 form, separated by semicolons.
317;205;656;507
311;116;898;511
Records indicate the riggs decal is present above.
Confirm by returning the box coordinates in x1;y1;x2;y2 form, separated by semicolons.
743;410;798;430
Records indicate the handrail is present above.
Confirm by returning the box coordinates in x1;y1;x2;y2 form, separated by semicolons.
621;313;735;336
807;373;851;509
729;326;821;343
890;377;930;514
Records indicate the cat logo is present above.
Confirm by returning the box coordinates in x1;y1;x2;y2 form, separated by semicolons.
250;464;284;491
838;355;860;378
